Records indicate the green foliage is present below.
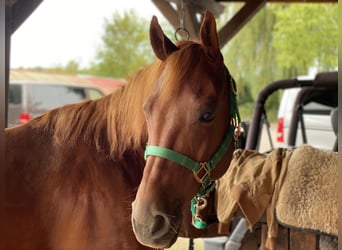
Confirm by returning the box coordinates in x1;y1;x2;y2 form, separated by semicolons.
271;4;338;75
222;4;279;121
91;10;154;78
221;3;337;122
63;60;79;74
26;59;80;74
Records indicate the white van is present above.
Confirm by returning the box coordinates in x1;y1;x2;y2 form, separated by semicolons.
276;73;337;150
8;81;105;127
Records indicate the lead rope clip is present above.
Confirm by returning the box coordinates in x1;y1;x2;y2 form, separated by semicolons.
191;196;208;229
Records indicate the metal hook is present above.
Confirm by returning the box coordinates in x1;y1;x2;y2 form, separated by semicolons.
175;0;190;41
194;196;207;219
175;27;190;41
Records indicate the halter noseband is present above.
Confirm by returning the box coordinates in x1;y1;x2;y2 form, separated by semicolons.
144;68;240;229
144;124;235;187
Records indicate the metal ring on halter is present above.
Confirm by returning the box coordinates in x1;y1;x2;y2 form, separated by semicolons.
175;27;190;41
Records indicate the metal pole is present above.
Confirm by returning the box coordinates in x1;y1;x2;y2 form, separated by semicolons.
188;238;194;250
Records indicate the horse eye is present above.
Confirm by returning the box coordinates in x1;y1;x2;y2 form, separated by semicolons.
199;112;215;123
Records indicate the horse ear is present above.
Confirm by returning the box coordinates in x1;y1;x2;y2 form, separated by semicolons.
199;11;221;60
150;16;179;61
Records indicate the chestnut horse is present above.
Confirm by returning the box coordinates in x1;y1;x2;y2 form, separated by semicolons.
133;11;240;248
4;11;239;250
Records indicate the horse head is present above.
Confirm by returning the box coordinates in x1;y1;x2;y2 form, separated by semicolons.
132;11;239;248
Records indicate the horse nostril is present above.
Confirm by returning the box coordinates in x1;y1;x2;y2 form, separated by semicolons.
151;214;170;239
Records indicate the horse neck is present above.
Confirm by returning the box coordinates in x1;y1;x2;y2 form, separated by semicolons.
27;62;160;162
107;62;163;160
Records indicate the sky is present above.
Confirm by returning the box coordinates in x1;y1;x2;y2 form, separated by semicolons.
10;0;166;69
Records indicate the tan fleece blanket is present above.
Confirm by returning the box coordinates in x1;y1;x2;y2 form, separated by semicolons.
276;145;338;236
216;145;337;248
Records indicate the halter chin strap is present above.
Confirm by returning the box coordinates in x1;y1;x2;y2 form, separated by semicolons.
144;69;241;229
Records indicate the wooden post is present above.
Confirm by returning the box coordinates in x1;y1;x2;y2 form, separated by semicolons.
289;229;319;250
260;224;289;250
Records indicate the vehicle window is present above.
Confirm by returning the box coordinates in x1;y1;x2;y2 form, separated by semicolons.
88;89;104;100
303;90;337;115
303;102;333;115
28;85;86;110
9;84;22;104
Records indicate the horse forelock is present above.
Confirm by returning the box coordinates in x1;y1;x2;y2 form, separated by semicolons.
157;40;225;104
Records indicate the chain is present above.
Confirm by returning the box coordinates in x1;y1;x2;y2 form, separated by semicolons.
179;0;185;30
175;0;190;41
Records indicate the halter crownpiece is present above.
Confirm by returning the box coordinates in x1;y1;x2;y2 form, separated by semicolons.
144;68;241;229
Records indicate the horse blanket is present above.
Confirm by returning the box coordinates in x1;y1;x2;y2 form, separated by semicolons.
216;145;337;249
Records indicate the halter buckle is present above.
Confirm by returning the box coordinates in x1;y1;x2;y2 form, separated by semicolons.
193;162;210;184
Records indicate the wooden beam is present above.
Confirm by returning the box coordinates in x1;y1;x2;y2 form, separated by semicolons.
0;0;5;237
152;0;179;29
3;0;44;129
218;0;266;48
266;0;337;2
5;2;12;127
218;0;337;2
260;224;289;250
6;0;43;34
153;0;201;40
163;0;225;17
276;226;290;250
2;0;7;140
153;0;224;40
290;229;319;249
183;4;200;39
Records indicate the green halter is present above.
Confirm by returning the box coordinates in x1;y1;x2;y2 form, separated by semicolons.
144;124;235;186
144;70;240;229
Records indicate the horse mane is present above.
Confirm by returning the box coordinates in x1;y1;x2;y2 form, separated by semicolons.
28;60;164;160
29;40;216;160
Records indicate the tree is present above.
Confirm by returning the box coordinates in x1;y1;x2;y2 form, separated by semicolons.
91;10;155;78
64;60;79;74
271;3;337;76
220;4;278;120
219;3;337;121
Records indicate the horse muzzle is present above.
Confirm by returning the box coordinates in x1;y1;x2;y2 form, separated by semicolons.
131;200;182;248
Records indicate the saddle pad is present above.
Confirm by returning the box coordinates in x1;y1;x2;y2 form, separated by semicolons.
276;145;338;236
